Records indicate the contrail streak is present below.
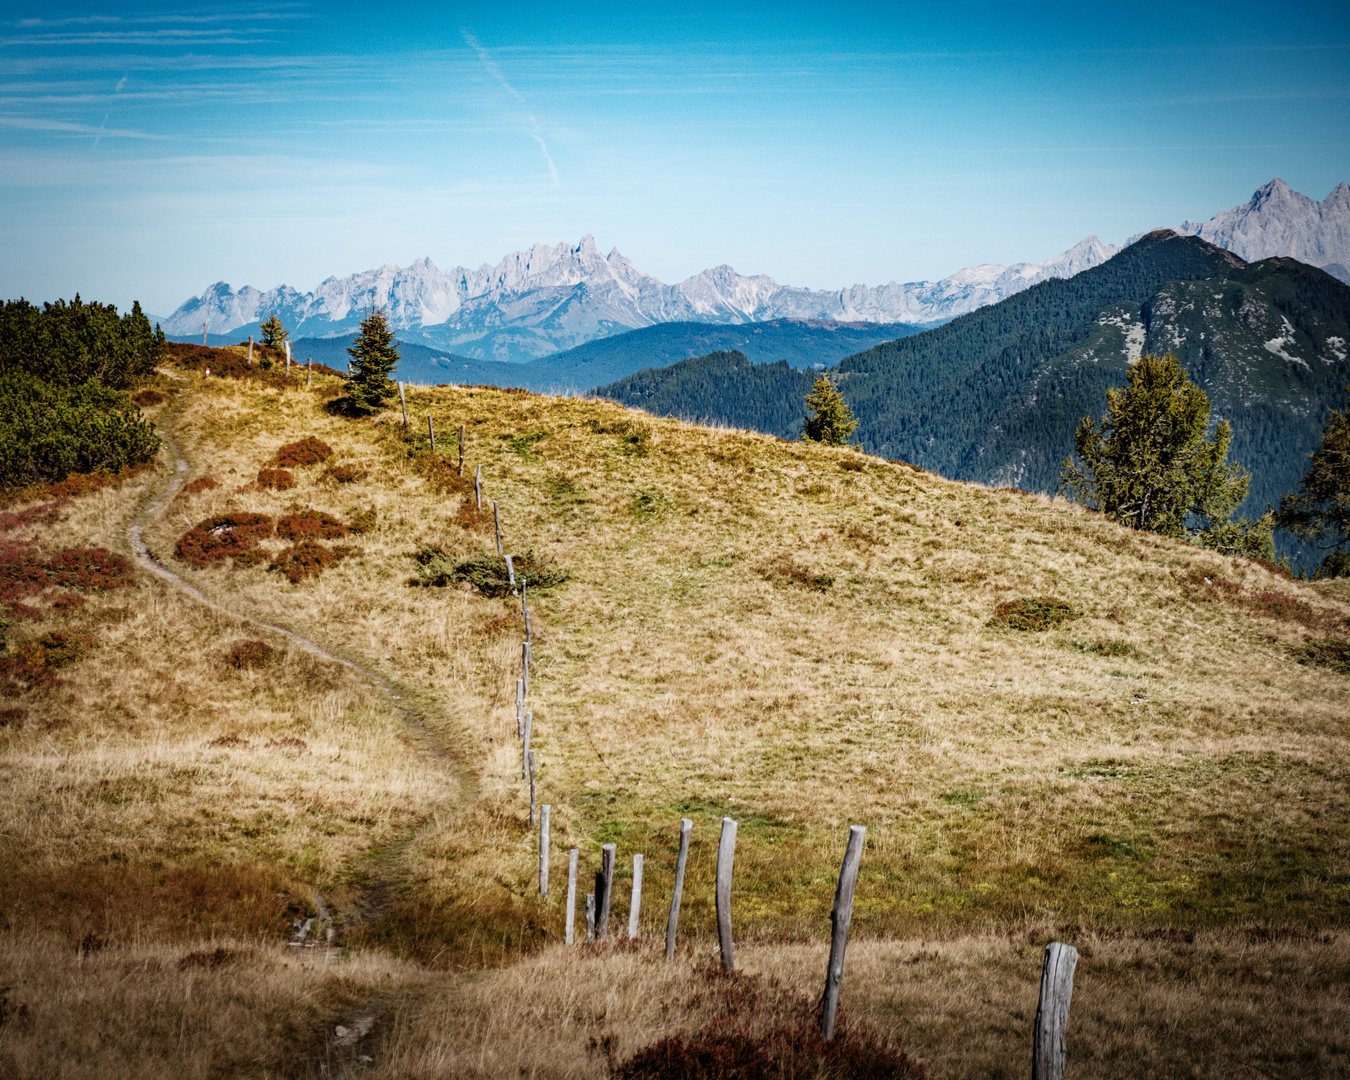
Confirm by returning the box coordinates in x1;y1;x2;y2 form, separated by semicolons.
462;30;559;185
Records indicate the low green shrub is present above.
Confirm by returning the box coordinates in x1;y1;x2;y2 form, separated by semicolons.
1293;638;1350;674
993;596;1078;631
412;547;569;596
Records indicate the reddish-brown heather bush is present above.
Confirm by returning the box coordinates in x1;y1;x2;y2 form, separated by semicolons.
44;548;135;590
277;509;348;541
163;341;291;387
323;462;368;484
271;436;333;468
0;542;48;617
0;501;68;532
456;501;494;530
223;639;277;670
51;591;86;613
207;733;249;747
266;737;308;751
1;543;131;618
409;449;473;495
255;468;296;491
175;513;274;568
0;707;25;726
232;547;270;568
1;464;153;509
182;477;219;494
131;389;166;406
267;541;352;583
0;654;57;697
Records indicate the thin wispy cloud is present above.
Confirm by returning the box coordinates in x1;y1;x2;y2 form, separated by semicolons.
0;115;161;139
461;29;558;186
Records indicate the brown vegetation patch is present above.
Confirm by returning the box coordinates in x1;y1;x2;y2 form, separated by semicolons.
270;436;333;468
14;630;95;668
267;541;353;584
44;547;135;590
479;612;526;637
0;464;154;509
254;468;296;491
763;560;834;591
177;946;252;971
223;639;276;670
839;458;866;472
182;476;219;494
408;448;473;495
1293;638;1350;674
616;968;923;1080
992;596;1078;631
324;462;368;484
265;737;307;751
277;509;348;541
0;707;24;726
131;389;166;407
207;733;249;748
175;513;274;568
1;543;134;619
0;501;67;533
163;341;291;387
455;500;494;530
413;547;569;596
348;507;377;534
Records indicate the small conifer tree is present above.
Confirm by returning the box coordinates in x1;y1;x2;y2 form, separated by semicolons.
801;375;858;447
260;314;288;350
346;309;400;415
1277;384;1350;577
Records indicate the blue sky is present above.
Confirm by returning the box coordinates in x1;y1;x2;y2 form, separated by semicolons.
2;0;1348;315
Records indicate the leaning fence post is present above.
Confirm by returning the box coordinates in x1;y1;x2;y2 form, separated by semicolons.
528;749;537;825
428;414;436;452
458;424;465;477
597;843;616;940
493;500;504;556
565;849;579;944
585;893;596;941
522;712;532;781
539;804;551;897
666;818;692;959
475;464;482;508
505;553;517;588
628;854;644;939
399;381;408;427
516;678;524;737
306;359;312;389
821;824;866;1040
1032;942;1079;1080
716;817;738;972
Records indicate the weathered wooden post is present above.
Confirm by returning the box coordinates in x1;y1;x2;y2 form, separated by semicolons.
428;415;436;452
596;843;616;940
493;501;504;556
1032;942;1079;1080
306;359;312;389
628;854;644;939
665;817;692;959
585;893;596;941
285;341;291;375
565;848;579;944
399;382;408;427
521;641;529;698
522;579;532;642
522;712;532;781
539;804;550;896
505;553;517;588
458;424;465;477
247;335;254;365
516;678;524;737
202;321;208;347
821;824;866;1040
475;464;482;508
716;817;738;972
528;749;537;825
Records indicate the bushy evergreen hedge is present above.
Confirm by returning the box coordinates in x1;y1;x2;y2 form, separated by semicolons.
0;296;163;390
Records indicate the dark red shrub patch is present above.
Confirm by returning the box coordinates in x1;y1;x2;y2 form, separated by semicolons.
183;477;219;494
456;501;494;530
52;592;86;612
224;639;276;670
175;513;274;568
271;437;333;468
232;547;269;568
255;468;296;491
0;707;25;727
268;541;352;584
0;654;57;697
44;548;135;590
0;501;67;533
132;389;166;407
277;510;348;541
324;463;367;484
0;541;49;616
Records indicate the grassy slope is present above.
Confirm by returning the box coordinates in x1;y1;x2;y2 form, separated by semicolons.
2;352;1349;1076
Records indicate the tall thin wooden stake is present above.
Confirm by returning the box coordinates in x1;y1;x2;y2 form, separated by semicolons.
493;501;504;556
528;749;537;825
427;415;436;452
665;818;692;959
522;712;532;781
596;843;616;941
521;641;529;698
505;553;517;588
565;849;579;944
522;579;531;643
247;336;254;365
585;894;596;942
475;464;482;509
715;817;738;972
1032;943;1079;1080
628;854;644;939
458;424;465;477
399;382;408;427
516;678;524;737
202;321;208;347
821;824;866;1040
539;804;551;897
285;341;291;375
306;360;312;389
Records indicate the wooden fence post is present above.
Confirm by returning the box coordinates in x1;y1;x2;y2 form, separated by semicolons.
1032;942;1079;1080
247;335;254;365
505;553;517;588
565;849;579;944
585;893;596;942
285;341;291;375
516;678;524;737
474;464;482;509
528;749;537;825
539;804;550;897
493;501;504;556
522;579;532;642
399;382;408;427
428;415;436;452
203;321;208;347
821;825;866;1040
716;817;738;972
666;817;692;959
458;424;465;477
521;641;529;698
628;854;644;939
597;843;616;940
522;712;532;781
306;360;312;389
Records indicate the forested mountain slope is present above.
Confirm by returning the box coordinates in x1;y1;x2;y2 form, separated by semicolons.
600;232;1350;523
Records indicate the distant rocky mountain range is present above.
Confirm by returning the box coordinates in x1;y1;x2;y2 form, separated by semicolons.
159;178;1349;364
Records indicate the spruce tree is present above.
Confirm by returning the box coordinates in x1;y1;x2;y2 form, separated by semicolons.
801;375;858;447
346;309;400;415
1059;353;1273;557
260;314;288;350
1277;385;1350;577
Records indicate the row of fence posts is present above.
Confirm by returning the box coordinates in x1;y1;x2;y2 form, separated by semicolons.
400;384;1080;1073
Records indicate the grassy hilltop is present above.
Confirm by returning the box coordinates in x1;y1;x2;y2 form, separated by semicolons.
2;347;1349;1077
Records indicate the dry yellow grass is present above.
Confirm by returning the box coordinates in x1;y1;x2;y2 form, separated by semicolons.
2;356;1348;1074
